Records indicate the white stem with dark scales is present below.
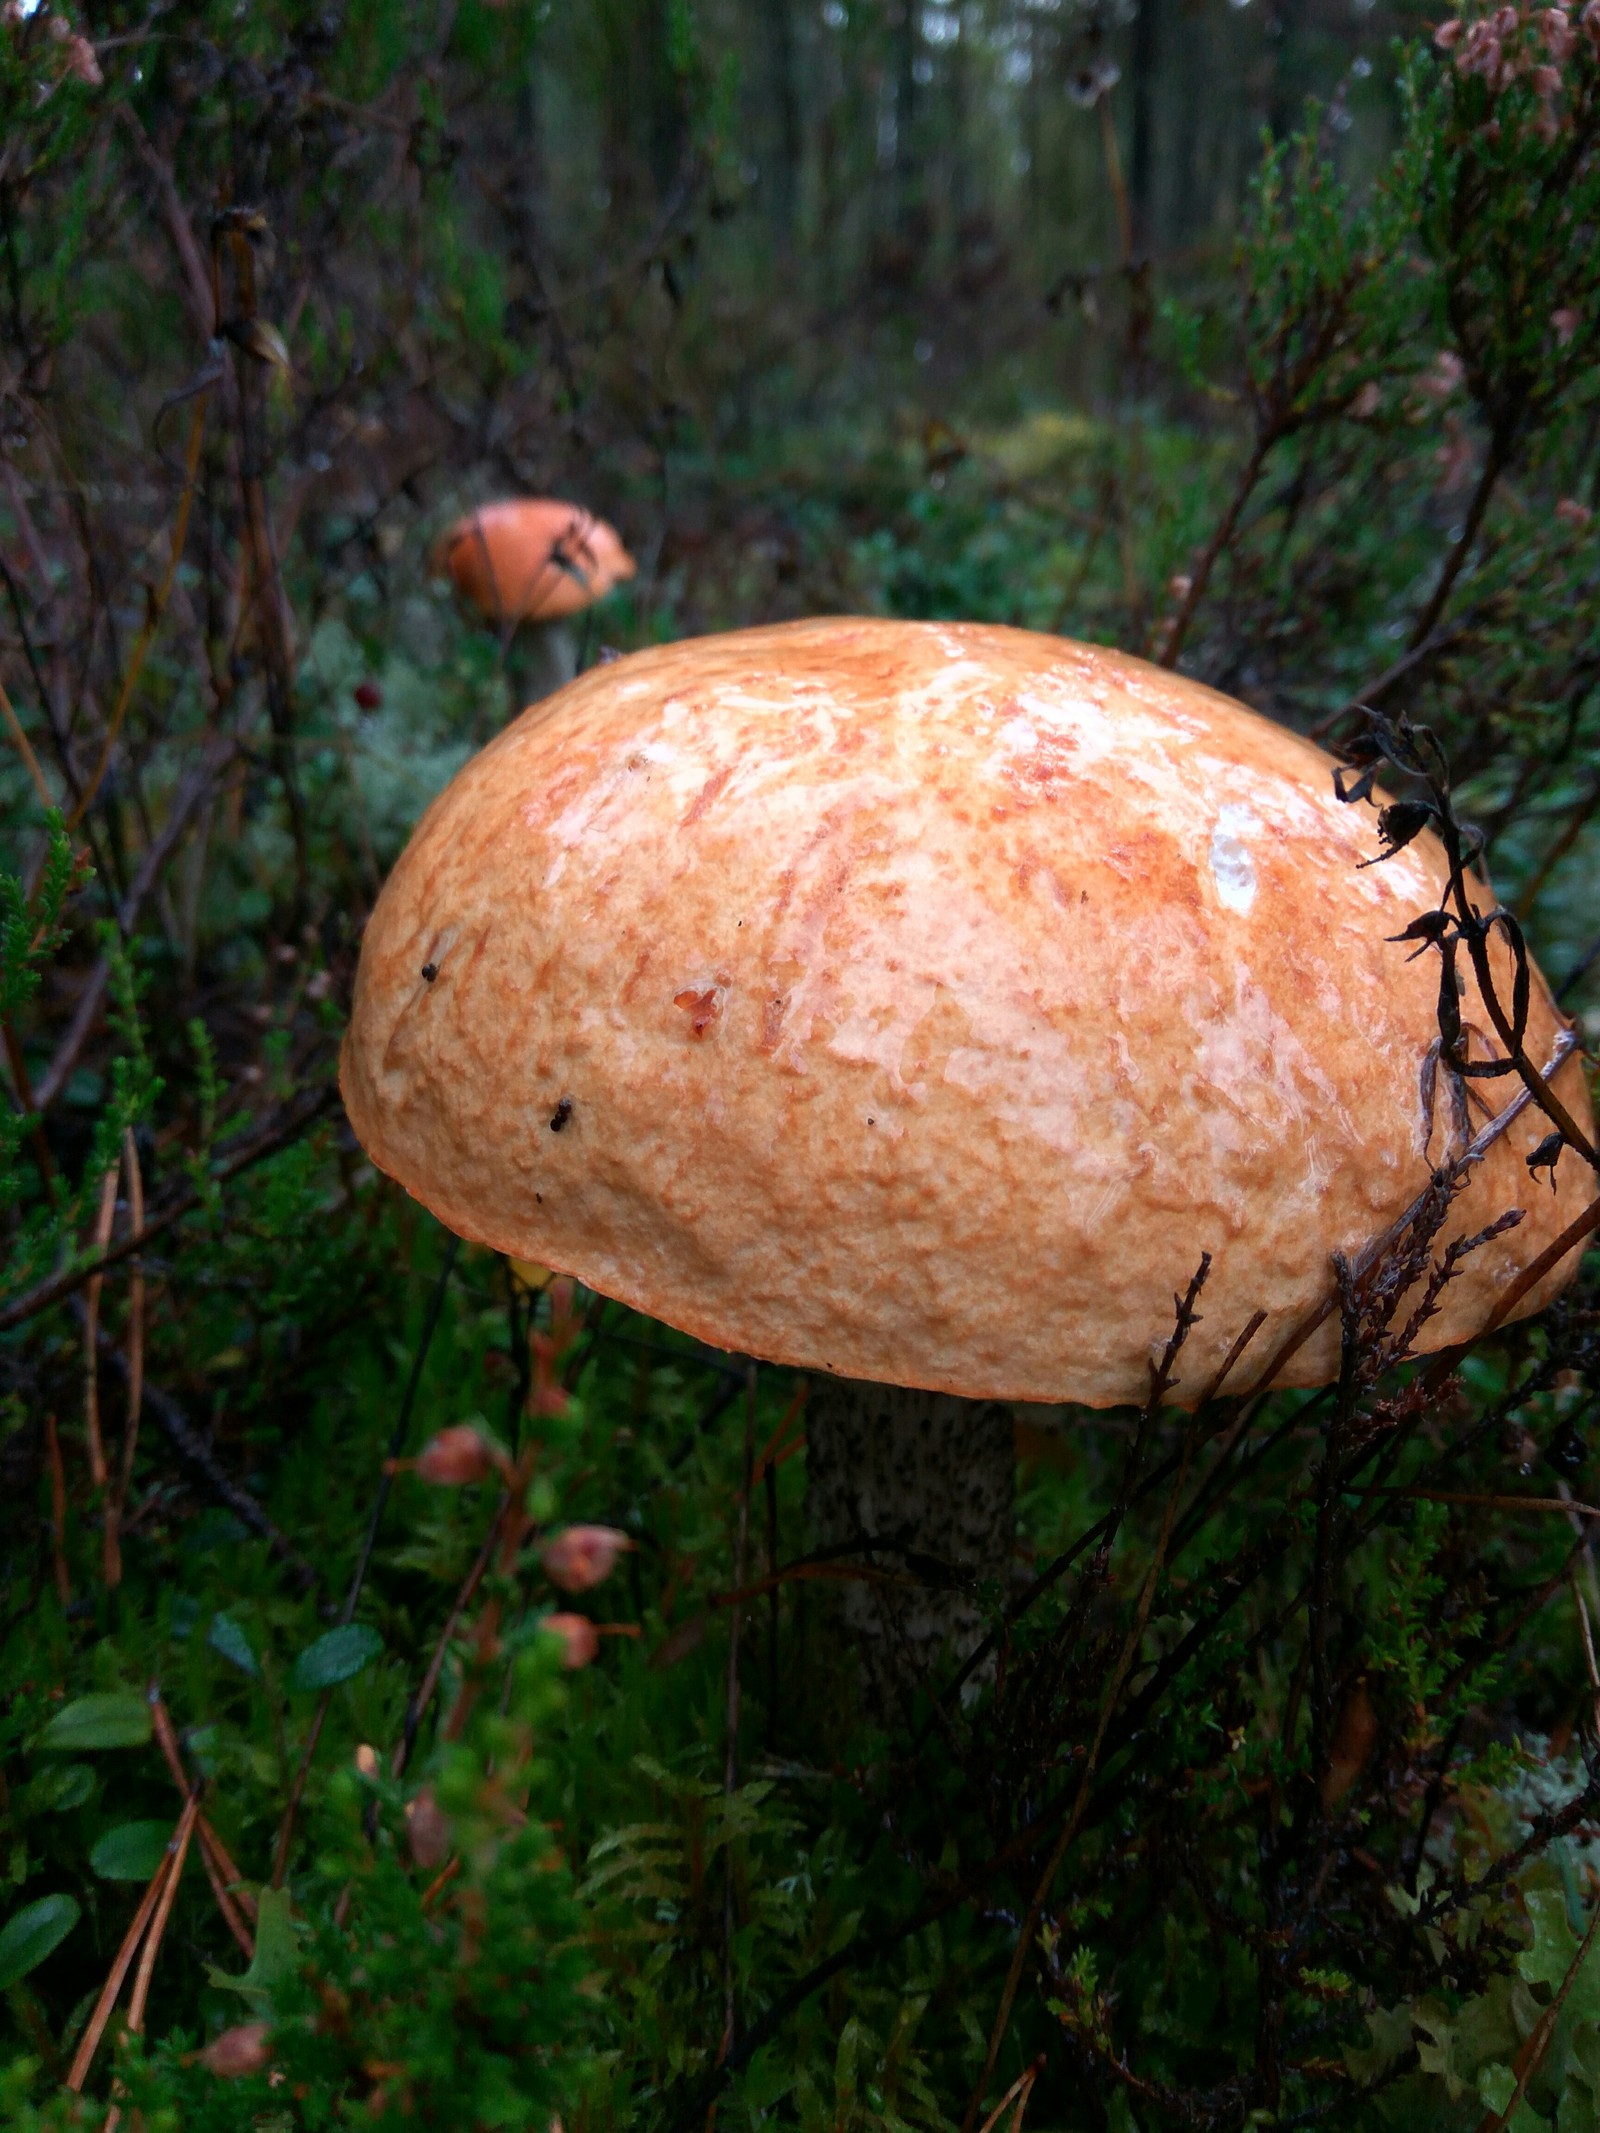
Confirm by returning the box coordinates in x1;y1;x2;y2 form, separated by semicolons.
804;1377;1015;1713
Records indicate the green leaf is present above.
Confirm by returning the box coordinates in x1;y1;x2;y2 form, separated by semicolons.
287;1623;382;1693
208;1611;261;1679
0;1895;81;1989
35;1692;152;1753
741;2043;795;2112
90;1820;173;1882
205;1886;298;2015
1519;1886;1578;1992
25;1763;94;1814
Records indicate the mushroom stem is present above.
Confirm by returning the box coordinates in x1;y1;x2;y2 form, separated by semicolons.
504;618;578;712
804;1377;1015;1718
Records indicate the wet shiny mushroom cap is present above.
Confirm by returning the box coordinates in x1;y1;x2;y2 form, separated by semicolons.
435;499;636;625
340;618;1593;1407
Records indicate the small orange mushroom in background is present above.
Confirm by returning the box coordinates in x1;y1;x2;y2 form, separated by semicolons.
433;498;636;708
542;1613;601;1669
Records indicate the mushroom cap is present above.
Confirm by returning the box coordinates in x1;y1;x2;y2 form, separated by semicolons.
341;619;1593;1408
435;500;636;624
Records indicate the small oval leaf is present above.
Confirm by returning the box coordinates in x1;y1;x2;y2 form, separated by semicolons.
26;1762;94;1814
0;1895;81;1988
90;1820;173;1882
208;1612;261;1679
288;1623;382;1694
35;1693;152;1753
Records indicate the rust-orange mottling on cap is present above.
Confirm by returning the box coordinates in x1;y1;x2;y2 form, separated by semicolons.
340;618;1594;1408
435;499;635;624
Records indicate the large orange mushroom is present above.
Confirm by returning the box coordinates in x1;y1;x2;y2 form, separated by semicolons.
434;498;636;706
342;619;1594;1708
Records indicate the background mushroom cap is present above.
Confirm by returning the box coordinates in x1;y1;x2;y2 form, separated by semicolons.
435;499;636;624
341;618;1593;1408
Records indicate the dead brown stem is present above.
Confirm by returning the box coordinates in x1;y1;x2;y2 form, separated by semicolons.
100;1796;199;2132
1479;1193;1600;1339
82;1167;119;1493
104;1127;146;1589
45;1413;70;1607
976;2057;1045;2133
125;1797;197;2030
1475;1892;1600;2131
150;1690;256;1952
65;1820;181;2093
0;669;55;812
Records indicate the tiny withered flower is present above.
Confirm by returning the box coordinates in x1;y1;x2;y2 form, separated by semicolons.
355;1742;380;1777
1555;496;1594;525
199;2023;273;2079
1540;5;1577;56
1435;15;1465;45
1435;422;1475;491
405;1786;452;1871
1423;349;1465;400
543;1612;601;1668
416;1425;497;1485
62;33;100;83
542;1523;633;1592
1552;305;1580;345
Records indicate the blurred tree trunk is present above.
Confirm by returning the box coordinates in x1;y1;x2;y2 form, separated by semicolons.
643;0;690;201
1130;0;1160;255
948;13;971;237
893;0;921;242
1264;0;1301;143
595;0;690;224
517;54;547;262
764;0;803;245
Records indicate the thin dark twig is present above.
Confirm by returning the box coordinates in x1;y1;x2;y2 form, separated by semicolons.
1239;1029;1579;1397
92;1334;316;1587
392;1495;509;1781
925;1305;1267;1734
960;1260;1213;2133
720;1362;757;2060
344;1234;461;1617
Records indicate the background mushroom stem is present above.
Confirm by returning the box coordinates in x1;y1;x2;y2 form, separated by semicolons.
804;1377;1016;1716
503;617;579;711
